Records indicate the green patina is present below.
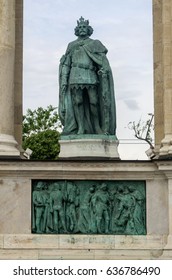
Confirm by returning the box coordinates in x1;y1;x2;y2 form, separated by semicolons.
58;17;117;137
32;180;146;235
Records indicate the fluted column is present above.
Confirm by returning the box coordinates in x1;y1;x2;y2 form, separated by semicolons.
153;0;172;157
0;0;20;157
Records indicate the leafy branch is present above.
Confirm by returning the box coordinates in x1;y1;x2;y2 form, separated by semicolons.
22;105;62;160
23;105;62;139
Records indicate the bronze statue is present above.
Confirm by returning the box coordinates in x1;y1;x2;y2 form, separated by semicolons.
32;182;46;233
59;17;116;136
50;183;67;233
66;182;79;232
78;186;95;233
91;183;110;233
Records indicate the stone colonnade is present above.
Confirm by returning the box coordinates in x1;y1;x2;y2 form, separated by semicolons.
0;0;172;157
0;0;22;157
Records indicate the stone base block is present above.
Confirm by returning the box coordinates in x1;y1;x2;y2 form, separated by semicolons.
0;134;20;157
59;135;120;159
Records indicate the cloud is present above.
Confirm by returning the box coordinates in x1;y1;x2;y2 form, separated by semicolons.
124;99;140;110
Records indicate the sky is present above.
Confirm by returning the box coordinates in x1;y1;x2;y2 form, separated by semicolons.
23;0;153;160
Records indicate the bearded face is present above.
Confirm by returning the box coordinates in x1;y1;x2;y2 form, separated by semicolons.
78;23;88;37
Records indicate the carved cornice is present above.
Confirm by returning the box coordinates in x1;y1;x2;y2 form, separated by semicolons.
0;160;165;180
154;160;172;179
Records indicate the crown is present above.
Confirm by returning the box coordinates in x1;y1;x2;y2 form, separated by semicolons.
77;16;89;26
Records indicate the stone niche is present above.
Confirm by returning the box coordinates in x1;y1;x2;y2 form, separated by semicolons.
32;179;146;235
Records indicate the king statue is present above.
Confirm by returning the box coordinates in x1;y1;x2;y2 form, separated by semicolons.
59;17;117;137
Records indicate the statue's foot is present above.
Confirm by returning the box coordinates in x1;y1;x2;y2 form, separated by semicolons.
77;129;84;134
73;228;79;233
36;230;43;234
95;127;103;134
70;224;74;231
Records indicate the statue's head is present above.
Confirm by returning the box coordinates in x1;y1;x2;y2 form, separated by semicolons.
123;186;129;194
74;16;93;38
117;185;124;193
44;184;48;191
100;182;107;191
36;182;44;190
128;185;135;192
89;186;95;193
53;183;60;191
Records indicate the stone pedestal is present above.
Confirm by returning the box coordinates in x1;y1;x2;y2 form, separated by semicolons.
0;159;171;259
59;135;120;159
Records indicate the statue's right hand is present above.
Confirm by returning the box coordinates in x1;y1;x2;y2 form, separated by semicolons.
61;85;67;93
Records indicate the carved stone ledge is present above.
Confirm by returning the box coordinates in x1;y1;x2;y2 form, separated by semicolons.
3;234;167;250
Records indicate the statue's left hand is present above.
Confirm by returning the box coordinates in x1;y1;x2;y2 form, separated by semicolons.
98;67;108;75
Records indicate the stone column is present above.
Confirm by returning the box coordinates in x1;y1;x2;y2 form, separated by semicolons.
0;0;20;157
153;0;164;153
153;0;172;157
14;0;23;150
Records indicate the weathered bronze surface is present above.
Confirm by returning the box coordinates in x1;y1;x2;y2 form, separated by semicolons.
59;17;116;137
32;180;146;235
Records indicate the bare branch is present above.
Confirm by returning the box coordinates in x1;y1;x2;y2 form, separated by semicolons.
128;113;154;149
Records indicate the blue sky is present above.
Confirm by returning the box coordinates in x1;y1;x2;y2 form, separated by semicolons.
23;0;153;159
